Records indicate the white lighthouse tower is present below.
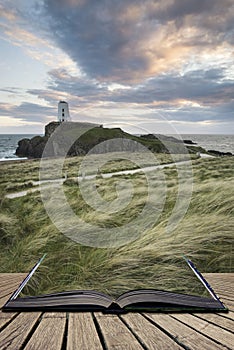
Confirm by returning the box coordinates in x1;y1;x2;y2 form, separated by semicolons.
58;101;71;122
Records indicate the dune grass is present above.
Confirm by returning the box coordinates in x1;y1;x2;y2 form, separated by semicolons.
0;152;199;194
0;155;233;297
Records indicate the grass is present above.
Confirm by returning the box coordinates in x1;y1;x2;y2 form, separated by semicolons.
0;155;233;298
0;152;198;193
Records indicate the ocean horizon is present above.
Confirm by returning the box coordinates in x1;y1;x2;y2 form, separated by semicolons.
0;133;233;161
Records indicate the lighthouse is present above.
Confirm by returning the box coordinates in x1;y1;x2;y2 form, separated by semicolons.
58;101;71;122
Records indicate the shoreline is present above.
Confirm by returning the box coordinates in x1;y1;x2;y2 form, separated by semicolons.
0;157;39;165
0;157;28;163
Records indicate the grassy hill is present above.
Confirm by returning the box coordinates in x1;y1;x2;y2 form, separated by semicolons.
16;122;205;158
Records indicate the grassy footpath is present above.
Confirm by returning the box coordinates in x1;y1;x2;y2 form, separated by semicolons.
0;153;199;193
0;155;233;296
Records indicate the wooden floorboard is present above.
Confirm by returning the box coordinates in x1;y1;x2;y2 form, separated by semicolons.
222;310;234;320
95;313;144;349
0;273;233;349
0;273;27;308
0;312;17;330
67;313;103;350
144;313;226;350
193;313;234;332
24;313;66;350
121;313;183;349
172;313;233;349
0;312;41;350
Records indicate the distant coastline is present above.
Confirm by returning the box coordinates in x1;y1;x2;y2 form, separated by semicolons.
181;134;234;154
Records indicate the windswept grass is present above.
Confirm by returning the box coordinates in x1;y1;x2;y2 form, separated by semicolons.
0;152;198;194
0;156;233;297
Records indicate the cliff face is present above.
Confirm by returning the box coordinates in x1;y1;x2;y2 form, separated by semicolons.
45;122;60;137
16;121;195;159
16;136;48;158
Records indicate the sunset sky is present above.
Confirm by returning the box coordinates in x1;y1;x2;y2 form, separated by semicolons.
0;0;233;134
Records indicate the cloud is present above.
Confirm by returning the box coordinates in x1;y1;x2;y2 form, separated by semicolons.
47;69;108;97
39;0;234;82
0;2;79;74
114;69;234;108
0;102;54;123
0;87;22;94
0;1;233;134
25;66;234;127
32;66;234;104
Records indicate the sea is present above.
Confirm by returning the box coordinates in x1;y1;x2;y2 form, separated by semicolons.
0;134;233;161
0;134;38;161
181;134;234;154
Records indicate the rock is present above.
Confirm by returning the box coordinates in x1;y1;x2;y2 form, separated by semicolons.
27;136;48;158
45;122;60;137
140;134;157;140
208;150;233;157
183;139;197;145
15;138;31;157
16;136;48;158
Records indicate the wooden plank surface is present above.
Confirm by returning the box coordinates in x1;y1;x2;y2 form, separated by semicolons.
0;312;17;330
172;313;234;349
0;273;27;308
144;313;226;350
0;273;27;293
95;313;143;349
24;313;66;350
223;310;234;320
0;312;41;350
193;313;234;332
121;313;183;349
67;313;103;350
0;273;27;282
0;273;233;350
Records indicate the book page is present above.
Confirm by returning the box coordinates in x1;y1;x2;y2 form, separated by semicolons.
17;252;212;302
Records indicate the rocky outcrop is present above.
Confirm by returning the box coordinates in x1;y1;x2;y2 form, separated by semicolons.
183;139;197;145
16;121;202;159
16;136;48;158
16;122;98;158
45;122;60;137
208;150;233;157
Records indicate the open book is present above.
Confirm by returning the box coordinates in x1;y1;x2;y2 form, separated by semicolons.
3;255;227;313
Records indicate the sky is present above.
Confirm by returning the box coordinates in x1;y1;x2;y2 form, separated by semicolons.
0;0;234;135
